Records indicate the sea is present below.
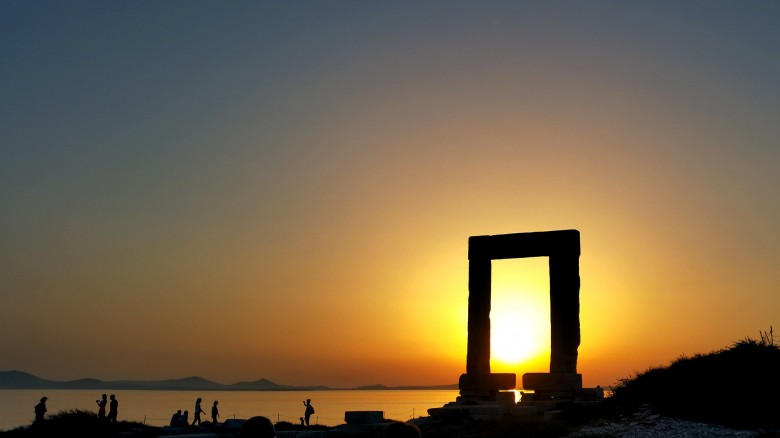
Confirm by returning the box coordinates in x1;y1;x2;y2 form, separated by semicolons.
0;389;478;432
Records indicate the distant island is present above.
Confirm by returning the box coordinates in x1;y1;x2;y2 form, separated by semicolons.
0;370;457;391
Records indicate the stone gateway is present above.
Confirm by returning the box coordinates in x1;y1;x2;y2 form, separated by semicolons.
431;229;601;420
463;229;583;401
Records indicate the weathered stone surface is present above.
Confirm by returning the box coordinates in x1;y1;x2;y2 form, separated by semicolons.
427;406;472;420
459;373;516;391
456;390;496;400
522;372;582;391
543;410;566;421
494;391;516;403
510;405;539;417
430;402;512;421
463;404;509;420
517;400;559;413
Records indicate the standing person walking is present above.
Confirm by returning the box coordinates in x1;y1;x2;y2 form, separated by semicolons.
211;400;219;424
107;394;119;423
192;397;206;426
302;399;315;426
96;394;107;420
34;396;48;423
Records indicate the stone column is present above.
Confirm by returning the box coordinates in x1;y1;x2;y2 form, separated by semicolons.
466;257;491;375
548;254;580;374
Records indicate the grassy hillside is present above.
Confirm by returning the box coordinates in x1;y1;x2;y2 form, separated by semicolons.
606;336;780;429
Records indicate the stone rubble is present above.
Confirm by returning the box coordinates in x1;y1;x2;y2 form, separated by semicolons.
568;407;760;438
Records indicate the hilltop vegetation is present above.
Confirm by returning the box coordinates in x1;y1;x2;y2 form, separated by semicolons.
0;410;160;438
605;336;780;430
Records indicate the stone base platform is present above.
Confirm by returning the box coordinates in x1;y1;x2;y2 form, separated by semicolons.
520;372;604;402
522;372;582;391
429;387;605;423
428;400;513;422
521;386;605;402
428;399;604;421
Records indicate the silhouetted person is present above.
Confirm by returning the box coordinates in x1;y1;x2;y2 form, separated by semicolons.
211;400;219;424
170;409;182;427
34;396;47;423
384;421;422;437
302;399;315;426
299;417;305;426
96;393;107;419
192;397;206;426
107;394;118;423
180;410;189;426
240;416;276;437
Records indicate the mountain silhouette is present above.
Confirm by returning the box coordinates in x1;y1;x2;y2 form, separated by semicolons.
0;370;456;391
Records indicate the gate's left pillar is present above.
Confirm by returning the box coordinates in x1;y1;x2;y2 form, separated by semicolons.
466;257;491;376
459;250;515;402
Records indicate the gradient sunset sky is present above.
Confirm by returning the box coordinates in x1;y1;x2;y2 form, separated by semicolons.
2;1;779;389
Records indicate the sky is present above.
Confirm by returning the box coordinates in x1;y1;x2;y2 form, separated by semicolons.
1;1;779;389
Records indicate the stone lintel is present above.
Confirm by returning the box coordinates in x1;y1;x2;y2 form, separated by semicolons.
459;373;516;391
469;230;580;260
522;372;582;391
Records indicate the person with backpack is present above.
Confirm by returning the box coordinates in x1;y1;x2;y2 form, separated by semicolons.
302;398;315;426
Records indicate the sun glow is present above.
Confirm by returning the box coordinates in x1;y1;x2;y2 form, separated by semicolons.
491;309;543;363
489;259;551;373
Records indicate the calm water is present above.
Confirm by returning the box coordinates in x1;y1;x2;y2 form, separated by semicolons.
0;389;466;431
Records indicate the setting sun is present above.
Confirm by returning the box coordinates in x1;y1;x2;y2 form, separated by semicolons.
491;309;544;364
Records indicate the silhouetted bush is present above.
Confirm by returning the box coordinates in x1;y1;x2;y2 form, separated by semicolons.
1;409;159;438
607;337;780;429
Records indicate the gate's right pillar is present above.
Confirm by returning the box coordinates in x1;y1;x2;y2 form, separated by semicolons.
549;254;580;374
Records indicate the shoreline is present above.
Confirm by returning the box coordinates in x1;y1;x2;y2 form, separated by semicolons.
2;405;771;438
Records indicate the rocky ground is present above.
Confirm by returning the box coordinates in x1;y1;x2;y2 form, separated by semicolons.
566;406;769;438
